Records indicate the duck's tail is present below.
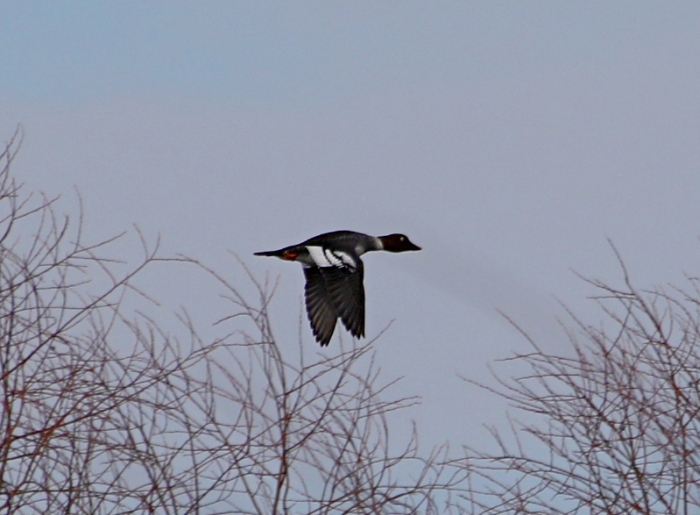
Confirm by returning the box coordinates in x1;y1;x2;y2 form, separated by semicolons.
254;249;282;257
254;248;300;261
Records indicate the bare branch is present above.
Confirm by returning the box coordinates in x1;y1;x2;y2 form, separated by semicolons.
0;136;461;514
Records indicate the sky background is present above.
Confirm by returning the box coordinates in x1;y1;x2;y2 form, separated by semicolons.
2;2;700;448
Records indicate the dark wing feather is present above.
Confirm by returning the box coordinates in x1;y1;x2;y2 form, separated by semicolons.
321;260;365;339
303;267;338;346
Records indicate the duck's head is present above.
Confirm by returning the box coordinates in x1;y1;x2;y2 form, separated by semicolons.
378;233;422;252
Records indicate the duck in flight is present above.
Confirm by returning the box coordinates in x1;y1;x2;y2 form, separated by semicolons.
255;230;421;346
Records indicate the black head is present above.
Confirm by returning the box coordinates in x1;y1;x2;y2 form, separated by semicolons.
378;234;421;252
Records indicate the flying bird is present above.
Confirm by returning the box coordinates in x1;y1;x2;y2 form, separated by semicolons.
255;230;421;346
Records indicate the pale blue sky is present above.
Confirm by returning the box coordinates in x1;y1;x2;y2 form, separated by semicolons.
3;2;700;447
6;3;696;104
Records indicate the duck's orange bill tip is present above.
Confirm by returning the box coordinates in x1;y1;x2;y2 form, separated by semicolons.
282;251;298;260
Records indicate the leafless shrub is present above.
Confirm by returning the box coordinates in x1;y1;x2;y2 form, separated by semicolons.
0;131;462;514
458;249;700;514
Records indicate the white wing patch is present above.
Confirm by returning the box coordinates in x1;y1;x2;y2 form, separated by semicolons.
307;246;357;270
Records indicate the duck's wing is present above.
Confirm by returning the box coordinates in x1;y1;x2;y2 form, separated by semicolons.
305;246;366;341
320;258;365;340
304;267;338;346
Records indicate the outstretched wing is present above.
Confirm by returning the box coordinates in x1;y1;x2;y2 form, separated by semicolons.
304;246;366;344
321;261;365;339
304;267;338;346
305;246;365;339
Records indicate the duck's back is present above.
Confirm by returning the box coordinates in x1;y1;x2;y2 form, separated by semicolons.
301;230;375;255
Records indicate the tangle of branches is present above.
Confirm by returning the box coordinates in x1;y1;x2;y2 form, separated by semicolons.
0;130;460;515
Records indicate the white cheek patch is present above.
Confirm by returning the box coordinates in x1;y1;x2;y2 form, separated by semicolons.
307;246;356;270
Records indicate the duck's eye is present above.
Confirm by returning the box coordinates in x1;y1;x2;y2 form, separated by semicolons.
400;236;405;241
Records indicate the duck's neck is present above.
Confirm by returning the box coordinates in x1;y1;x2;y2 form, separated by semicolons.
368;236;384;252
